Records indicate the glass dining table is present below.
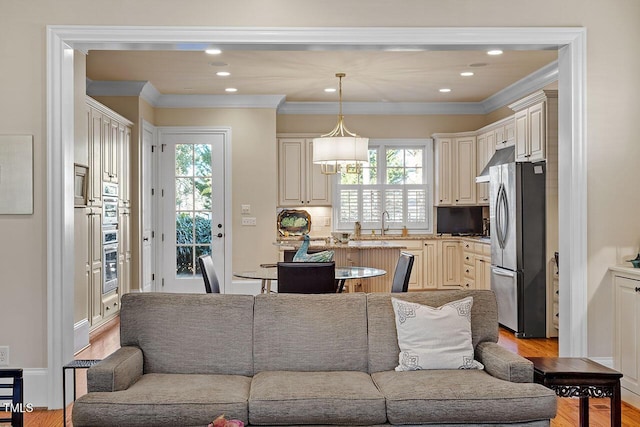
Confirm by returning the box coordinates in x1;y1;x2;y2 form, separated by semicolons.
233;265;387;294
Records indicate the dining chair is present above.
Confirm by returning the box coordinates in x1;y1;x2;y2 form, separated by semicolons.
391;252;415;293
198;254;220;293
277;261;337;294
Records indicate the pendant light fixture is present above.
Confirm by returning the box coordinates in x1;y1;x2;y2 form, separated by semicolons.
313;73;369;174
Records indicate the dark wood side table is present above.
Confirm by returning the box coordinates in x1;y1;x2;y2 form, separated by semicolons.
527;357;622;427
63;359;101;426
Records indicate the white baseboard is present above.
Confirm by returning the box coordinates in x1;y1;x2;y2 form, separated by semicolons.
23;368;48;408
588;357;613;369
74;319;90;354
622;388;640;410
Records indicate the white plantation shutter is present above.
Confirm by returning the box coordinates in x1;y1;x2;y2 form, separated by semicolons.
334;139;433;232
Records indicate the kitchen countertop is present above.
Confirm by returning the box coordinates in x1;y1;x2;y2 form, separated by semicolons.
276;234;491;249
275;240;407;250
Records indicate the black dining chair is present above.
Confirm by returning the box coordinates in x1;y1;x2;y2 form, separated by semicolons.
391;252;415;293
198;254;220;293
277;261;337;294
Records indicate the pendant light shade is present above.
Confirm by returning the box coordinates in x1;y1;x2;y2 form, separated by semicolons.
312;73;369;174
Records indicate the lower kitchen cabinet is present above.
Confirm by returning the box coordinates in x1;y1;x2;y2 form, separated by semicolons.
611;267;640;406
102;290;120;319
439;240;461;288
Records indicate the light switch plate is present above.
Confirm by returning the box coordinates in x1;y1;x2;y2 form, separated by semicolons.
241;217;257;226
0;346;8;366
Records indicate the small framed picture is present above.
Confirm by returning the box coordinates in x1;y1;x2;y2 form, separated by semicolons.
74;164;89;206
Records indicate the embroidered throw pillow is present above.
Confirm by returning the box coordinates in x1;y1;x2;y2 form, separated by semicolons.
391;296;484;371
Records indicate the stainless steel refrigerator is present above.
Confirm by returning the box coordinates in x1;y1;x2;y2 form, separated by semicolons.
489;161;546;338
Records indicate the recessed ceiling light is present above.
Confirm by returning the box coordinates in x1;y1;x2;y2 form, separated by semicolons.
225;87;238;93
439;88;452;93
460;71;474;77
324;88;336;93
216;71;230;77
487;49;503;56
205;48;222;55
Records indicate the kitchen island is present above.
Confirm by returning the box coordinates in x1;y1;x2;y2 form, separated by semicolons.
276;239;407;292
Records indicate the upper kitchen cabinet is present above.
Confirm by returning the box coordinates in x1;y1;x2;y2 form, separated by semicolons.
475;116;515;205
278;136;332;207
434;134;477;206
509;90;558;163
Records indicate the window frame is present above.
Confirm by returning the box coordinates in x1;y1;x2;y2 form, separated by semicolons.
332;138;434;234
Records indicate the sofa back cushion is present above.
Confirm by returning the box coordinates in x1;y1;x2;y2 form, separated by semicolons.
367;290;499;373
120;293;255;376
253;293;369;373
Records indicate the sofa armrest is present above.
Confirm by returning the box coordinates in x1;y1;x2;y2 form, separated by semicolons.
475;341;533;383
87;346;143;392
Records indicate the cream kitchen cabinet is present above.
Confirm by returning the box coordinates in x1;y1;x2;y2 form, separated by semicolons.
460;240;491;290
476;131;494;205
509;90;558;163
438;239;461;289
395;239;435;291
434;135;477;206
83;97;132;331
611;268;640;406
278;137;332;207
494;117;516;150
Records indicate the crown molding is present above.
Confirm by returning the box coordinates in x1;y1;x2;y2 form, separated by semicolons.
84;57;558;115
482;60;559;113
86;79;286;109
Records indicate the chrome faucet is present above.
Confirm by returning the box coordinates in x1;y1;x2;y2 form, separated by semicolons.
382;210;390;235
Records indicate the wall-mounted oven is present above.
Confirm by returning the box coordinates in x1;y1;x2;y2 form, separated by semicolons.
102;224;118;294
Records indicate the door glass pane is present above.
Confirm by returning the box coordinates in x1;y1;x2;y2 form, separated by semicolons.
175;144;194;176
176;246;194;276
176;212;194;244
176;177;194;210
195;212;212;244
174;143;213;278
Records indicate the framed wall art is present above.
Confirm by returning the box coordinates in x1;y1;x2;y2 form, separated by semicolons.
0;135;33;214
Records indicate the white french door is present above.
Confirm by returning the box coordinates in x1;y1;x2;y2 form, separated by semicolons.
159;128;227;293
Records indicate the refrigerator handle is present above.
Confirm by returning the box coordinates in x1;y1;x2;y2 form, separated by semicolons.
500;184;510;247
496;184;508;249
495;184;503;247
492;267;516;277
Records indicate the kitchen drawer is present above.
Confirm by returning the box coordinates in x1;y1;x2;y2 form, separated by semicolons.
462;278;475;289
475;242;491;255
463;263;475;278
461;241;473;251
395;239;424;250
463;252;475;266
102;292;120;317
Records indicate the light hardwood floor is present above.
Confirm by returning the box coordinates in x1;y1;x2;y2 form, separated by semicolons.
10;317;640;426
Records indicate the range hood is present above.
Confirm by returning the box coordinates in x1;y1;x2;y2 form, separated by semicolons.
475;145;515;183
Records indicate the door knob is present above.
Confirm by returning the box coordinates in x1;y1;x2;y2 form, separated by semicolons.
217;233;223;238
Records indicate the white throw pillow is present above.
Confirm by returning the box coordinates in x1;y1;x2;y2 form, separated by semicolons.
391;296;484;371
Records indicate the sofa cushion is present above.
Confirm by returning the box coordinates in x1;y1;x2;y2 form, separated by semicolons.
72;373;251;426
253;293;369;372
119;293;255;376
371;369;557;424
391;296;483;371
249;371;387;425
367;291;499;373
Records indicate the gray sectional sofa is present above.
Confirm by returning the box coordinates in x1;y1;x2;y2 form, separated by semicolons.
72;290;557;426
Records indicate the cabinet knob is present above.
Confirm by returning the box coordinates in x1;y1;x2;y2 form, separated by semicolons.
635;287;640;293
456;199;459;202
